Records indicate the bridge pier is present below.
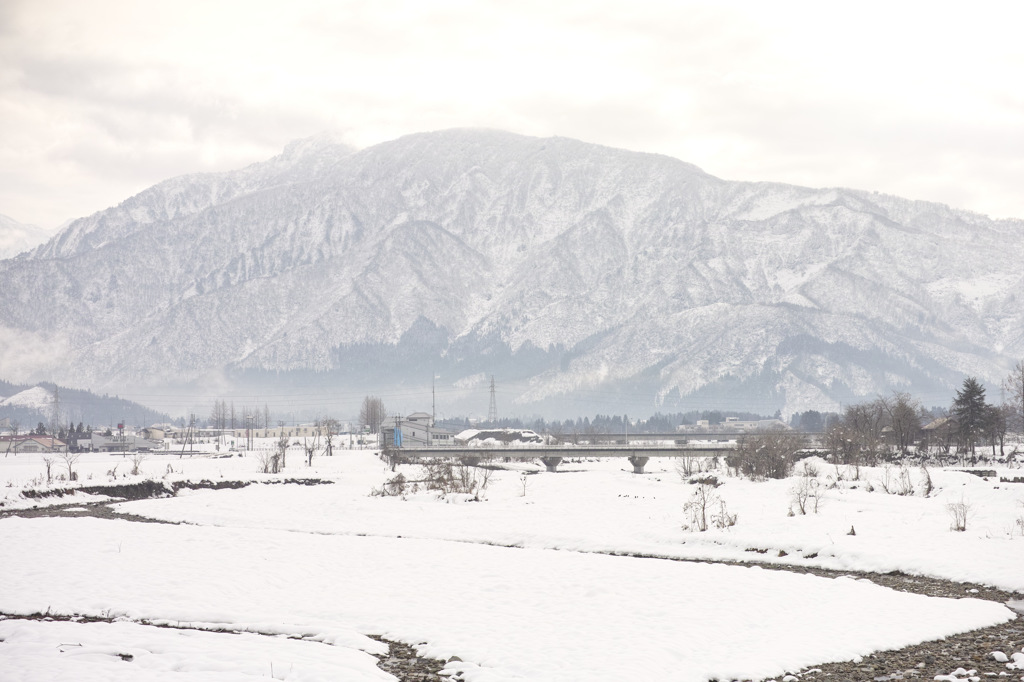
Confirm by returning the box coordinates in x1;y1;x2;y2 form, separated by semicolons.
460;456;481;467
628;455;650;474
540;456;562;472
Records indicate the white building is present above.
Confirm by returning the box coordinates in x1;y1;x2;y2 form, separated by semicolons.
381;412;457;448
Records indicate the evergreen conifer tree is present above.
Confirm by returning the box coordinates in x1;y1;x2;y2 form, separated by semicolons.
951;377;988;455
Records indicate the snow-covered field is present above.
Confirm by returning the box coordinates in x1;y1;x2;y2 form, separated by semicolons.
0;446;1021;681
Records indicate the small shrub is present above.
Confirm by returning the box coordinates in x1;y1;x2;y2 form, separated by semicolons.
947;495;971;532
421;462;491;499
683;483;730;532
727;429;804;480
256;449;282;474
675;455;700;479
895;466;914;496
689;474;720;488
877;465;913;496
918;465;934;497
878;465;893;494
790;475;823;515
711;498;737;529
371;472;408;497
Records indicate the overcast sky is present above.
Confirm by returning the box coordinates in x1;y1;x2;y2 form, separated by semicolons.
2;0;1022;230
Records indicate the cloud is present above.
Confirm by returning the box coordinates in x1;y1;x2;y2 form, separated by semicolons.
0;326;70;383
1;0;1023;228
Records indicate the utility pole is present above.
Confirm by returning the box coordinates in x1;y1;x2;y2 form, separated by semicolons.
388;413;402;450
50;386;60;437
180;415;194;458
487;375;497;424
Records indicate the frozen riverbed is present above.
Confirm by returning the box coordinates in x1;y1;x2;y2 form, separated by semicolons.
0;449;1020;681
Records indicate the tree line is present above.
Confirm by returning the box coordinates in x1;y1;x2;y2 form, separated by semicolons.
822;362;1024;466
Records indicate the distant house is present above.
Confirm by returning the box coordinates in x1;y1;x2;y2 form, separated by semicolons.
677;418;789;433
921;416;956;452
0;435;66;454
381;412;456;448
230;424;330;440
140;427;165;441
87;433;163;452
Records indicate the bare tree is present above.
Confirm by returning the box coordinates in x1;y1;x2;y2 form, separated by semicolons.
4;420;19;457
209;399;228;431
824;400;890;468
359;396;387;434
304;422;322;466
879;392;923;455
1003;360;1024;434
845;400;887;464
728;428;805;480
322;417;340;457
682;481;735;531
256;449;276;474
682;482;717;532
790;463;823;514
984;403;1010;458
276;431;289;471
59;449;80;481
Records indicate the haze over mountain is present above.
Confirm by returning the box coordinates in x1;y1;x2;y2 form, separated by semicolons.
0;214;54;260
1;129;1022;418
0;380;172;430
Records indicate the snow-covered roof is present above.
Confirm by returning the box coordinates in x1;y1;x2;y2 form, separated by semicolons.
456;428;544;445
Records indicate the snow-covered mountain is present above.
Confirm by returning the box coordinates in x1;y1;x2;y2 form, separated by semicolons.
2;129;1022;416
0;386;53;411
0;214;53;260
0;380;171;428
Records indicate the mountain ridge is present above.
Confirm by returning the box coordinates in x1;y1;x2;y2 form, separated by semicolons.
2;129;1022;417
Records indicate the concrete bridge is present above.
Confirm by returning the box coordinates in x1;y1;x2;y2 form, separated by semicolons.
550;432;823;445
384;443;735;473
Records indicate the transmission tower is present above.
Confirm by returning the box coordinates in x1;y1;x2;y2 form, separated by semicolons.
487;375;497;423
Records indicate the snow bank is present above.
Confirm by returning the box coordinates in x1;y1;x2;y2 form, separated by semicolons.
0;618;390;682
